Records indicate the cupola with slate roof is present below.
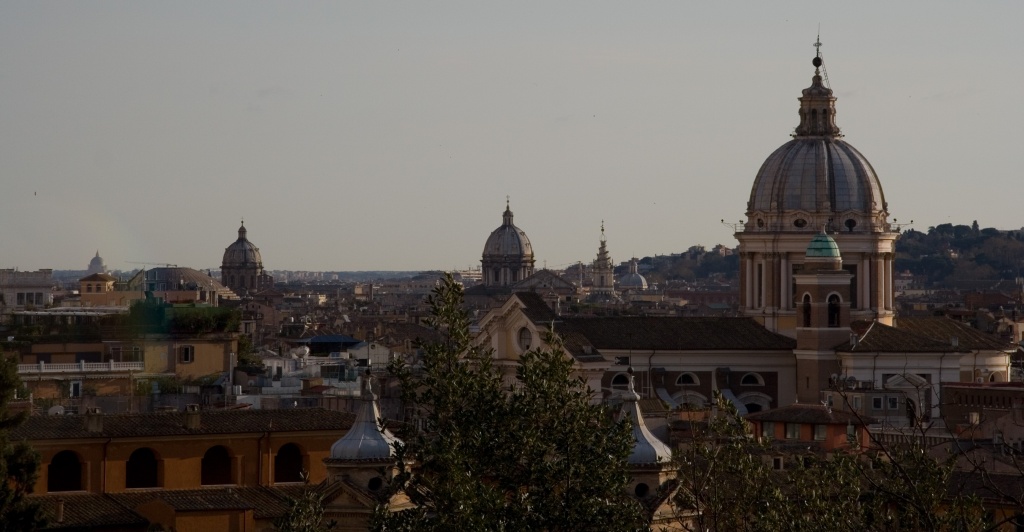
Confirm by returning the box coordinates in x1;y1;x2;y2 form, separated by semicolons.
329;370;399;462
618;368;675;498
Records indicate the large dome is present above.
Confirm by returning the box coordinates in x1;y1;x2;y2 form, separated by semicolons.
745;58;889;235
222;222;263;268
483;204;533;260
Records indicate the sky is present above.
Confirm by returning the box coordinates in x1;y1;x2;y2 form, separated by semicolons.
2;2;1021;272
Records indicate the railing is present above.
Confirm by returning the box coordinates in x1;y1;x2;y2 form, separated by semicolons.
17;361;145;374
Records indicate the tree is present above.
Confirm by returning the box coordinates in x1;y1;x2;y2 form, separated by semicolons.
273;480;336;532
672;391;987;532
0;354;44;531
673;394;864;532
372;274;645;531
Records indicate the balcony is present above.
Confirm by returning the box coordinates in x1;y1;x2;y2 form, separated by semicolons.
18;361;145;375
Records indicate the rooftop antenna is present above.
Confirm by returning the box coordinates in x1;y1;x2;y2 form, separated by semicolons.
813;29;832;89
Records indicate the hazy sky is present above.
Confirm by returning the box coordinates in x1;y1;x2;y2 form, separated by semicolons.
2;2;1021;272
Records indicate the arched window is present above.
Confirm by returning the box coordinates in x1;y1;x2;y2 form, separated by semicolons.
827;294;841;327
201;446;233;485
48;451;83;492
611;373;630;390
676;373;699;386
740;372;764;386
802;294;812;327
274;443;304;483
126;447;159;488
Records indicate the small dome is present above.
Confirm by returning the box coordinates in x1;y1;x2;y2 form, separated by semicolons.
330;373;399;461
806;232;841;259
618;258;648;290
222;222;263;268
482;203;534;260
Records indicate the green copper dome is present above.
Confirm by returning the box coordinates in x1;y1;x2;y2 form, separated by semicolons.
806;232;841;258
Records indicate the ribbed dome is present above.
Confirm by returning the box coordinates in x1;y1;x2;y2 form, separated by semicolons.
482;204;533;260
749;139;884;215
222;222;263;268
746;57;888;234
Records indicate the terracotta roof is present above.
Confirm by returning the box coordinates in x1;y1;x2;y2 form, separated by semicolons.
33;492;148;530
109;485;307;519
513;291;559;323
556;316;796;351
10;408;353;441
896;316;1013;351
839;321;958;353
745;404;875;425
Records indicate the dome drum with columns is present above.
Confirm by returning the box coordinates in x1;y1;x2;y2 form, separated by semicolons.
221;221;273;296
737;44;898;337
481;201;535;287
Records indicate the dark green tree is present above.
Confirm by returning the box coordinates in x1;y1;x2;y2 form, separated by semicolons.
0;354;44;531
372;274;645;531
273;482;336;532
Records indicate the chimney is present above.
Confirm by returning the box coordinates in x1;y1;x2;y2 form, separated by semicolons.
56;499;64;524
84;407;103;432
184;404;200;430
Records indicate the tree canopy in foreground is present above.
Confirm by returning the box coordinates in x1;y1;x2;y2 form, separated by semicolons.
372;274;645;531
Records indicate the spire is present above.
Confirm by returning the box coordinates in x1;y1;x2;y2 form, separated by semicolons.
794;36;842;138
329;369;400;461
502;197;514;226
619;368;673;465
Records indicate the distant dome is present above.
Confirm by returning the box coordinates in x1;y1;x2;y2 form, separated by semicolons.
481;201;536;287
746;58;888;234
222;222;263;269
806;232;841;259
618;258;648;291
87;251;107;275
483;204;533;261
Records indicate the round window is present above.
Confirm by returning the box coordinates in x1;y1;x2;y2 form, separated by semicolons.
368;477;383;491
793;218;807;228
634;483;650;497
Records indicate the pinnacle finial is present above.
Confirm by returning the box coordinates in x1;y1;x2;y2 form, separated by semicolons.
813;33;823;71
600;220;605;240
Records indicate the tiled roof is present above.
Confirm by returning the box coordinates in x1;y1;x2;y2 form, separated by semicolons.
513;292;559;323
896;316;1012;351
111;488;254;512
745;404;875;425
108;485;307;519
556;317;796;351
838;321;957;353
33;492;148;530
10;408;353;441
